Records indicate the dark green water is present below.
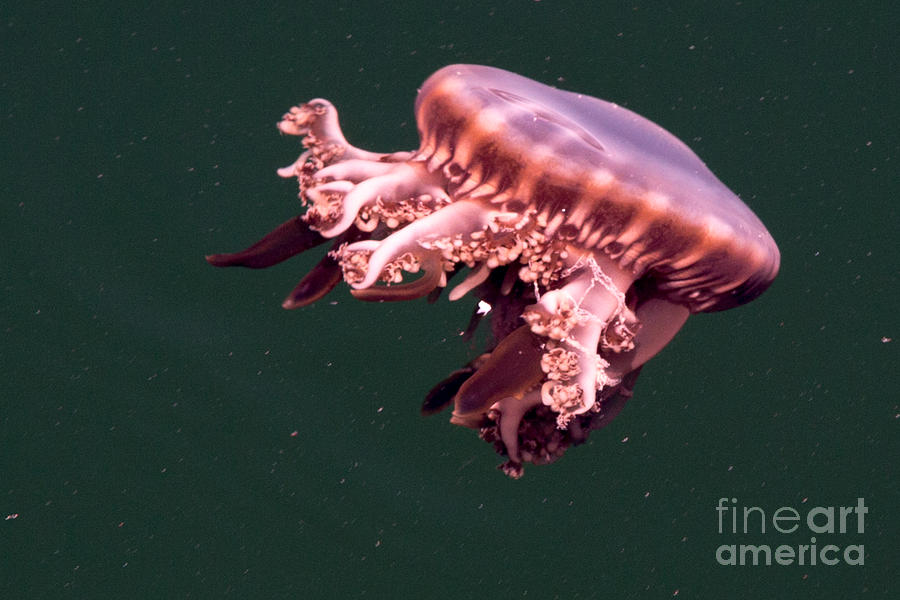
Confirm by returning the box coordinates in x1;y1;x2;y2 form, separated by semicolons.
2;1;896;598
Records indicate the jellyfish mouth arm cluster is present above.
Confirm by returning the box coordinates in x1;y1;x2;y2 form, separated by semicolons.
207;64;780;478
445;251;649;478
275;99;397;168
474;284;690;478
522;254;634;413
343;199;494;299
276;100;449;240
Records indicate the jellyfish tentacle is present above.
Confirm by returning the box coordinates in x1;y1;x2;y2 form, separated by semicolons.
309;162;451;238
313;176;394;237
450;324;545;427
282;253;343;309
280;227;369;308
421;356;486;416
350;251;445;302
205;216;326;269
277;99;388;163
345;200;492;290
313;158;406;184
523;252;639;424
495;389;542;472
448;263;491;301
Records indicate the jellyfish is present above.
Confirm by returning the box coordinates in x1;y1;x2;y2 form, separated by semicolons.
207;65;780;477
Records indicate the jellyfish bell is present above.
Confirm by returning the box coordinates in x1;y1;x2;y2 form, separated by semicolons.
207;64;780;477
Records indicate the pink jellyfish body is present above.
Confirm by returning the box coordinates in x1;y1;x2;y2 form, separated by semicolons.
208;65;779;477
